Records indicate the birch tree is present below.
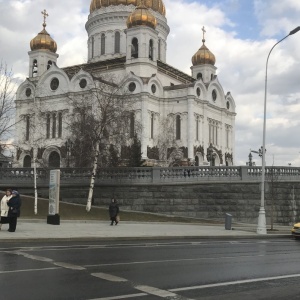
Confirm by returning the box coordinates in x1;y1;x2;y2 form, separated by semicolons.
67;76;138;211
0;61;15;151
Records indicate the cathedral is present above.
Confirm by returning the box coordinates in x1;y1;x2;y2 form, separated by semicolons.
15;0;236;168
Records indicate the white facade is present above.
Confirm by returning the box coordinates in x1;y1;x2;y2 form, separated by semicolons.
15;1;236;168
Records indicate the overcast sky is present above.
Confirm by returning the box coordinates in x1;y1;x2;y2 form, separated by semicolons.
1;0;300;166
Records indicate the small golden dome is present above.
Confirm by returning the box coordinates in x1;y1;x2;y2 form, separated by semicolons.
30;27;57;53
127;2;157;29
192;27;215;66
30;10;57;53
192;42;216;66
90;0;166;16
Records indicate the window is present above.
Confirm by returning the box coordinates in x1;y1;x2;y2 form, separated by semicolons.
212;89;217;101
197;73;202;80
130;112;135;138
115;31;120;54
25;88;32;97
209;119;218;145
32;60;38;77
128;82;136;92
158;39;161;60
196;117;200;141
226;101;230;109
149;39;153;60
101;34;106;55
151;84;156;94
46;114;50;139
176;115;181;140
226;125;230;148
58;112;62;138
131;38;138;58
26;115;30;141
150;114;154;139
47;60;52;70
79;79;87;89
91;36;95;58
52;113;56;138
50;78;59;91
196;87;201;97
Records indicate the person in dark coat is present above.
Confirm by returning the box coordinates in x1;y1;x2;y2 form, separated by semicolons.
109;198;119;226
7;190;21;232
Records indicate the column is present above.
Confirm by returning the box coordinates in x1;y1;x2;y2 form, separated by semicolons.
187;98;194;159
141;95;148;159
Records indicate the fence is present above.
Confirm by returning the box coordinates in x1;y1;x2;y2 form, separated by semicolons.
1;166;300;186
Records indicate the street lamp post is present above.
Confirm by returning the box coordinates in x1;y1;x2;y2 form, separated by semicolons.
257;26;300;235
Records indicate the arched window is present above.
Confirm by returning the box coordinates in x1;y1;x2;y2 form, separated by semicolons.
130;112;135;138
101;34;106;55
197;73;202;80
176;115;181;140
26;115;30;141
149;39;154;60
46;113;50;139
58;112;62;138
158;39;161;60
150;114;154;139
115;31;120;54
91;36;95;58
23;155;32;168
32;60;38;77
52;113;56;138
47;60;52;70
131;38;138;58
49;151;60;168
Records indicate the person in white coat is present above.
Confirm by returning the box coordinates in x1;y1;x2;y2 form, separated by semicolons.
0;189;12;230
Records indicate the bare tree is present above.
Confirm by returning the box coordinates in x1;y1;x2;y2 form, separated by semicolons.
155;116;177;164
0;61;15;152
67;75;138;211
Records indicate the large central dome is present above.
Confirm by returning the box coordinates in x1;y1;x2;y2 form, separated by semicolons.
90;0;166;16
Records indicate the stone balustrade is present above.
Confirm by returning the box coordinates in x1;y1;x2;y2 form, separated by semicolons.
1;166;300;187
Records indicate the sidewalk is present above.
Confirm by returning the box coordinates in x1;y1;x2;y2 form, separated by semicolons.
0;219;292;242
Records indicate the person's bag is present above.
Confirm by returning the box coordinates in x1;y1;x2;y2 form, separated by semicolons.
11;207;18;214
116;215;120;222
1;210;8;217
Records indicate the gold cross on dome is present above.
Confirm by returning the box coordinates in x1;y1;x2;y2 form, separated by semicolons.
41;9;49;27
202;26;206;41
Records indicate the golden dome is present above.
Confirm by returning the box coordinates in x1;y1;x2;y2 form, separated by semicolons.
127;2;157;29
192;41;216;66
90;0;166;16
30;26;57;53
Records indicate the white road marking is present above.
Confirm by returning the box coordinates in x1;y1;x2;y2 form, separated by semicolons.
135;285;178;298
169;273;300;292
88;293;147;300
53;262;86;270
0;267;60;274
91;272;128;282
12;251;53;262
84;254;265;268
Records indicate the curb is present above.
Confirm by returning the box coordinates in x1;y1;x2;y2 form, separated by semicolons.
0;234;293;244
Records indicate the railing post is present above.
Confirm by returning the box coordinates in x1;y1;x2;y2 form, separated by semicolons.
240;166;249;181
152;167;160;183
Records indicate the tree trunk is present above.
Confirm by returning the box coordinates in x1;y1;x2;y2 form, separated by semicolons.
86;141;100;212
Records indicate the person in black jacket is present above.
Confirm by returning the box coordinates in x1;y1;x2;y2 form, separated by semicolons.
109;198;119;226
7;190;21;232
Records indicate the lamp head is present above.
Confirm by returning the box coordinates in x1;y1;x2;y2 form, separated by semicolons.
289;26;300;35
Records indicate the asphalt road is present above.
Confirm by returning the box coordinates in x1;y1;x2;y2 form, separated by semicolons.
1;238;300;300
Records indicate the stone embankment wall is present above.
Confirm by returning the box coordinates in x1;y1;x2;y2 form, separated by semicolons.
26;181;299;225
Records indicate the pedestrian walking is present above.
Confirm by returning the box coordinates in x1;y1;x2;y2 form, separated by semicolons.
7;190;21;232
0;189;12;230
109;198;119;226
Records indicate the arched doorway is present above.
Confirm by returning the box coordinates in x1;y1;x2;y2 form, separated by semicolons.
23;155;31;167
49;151;60;168
195;156;199;166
